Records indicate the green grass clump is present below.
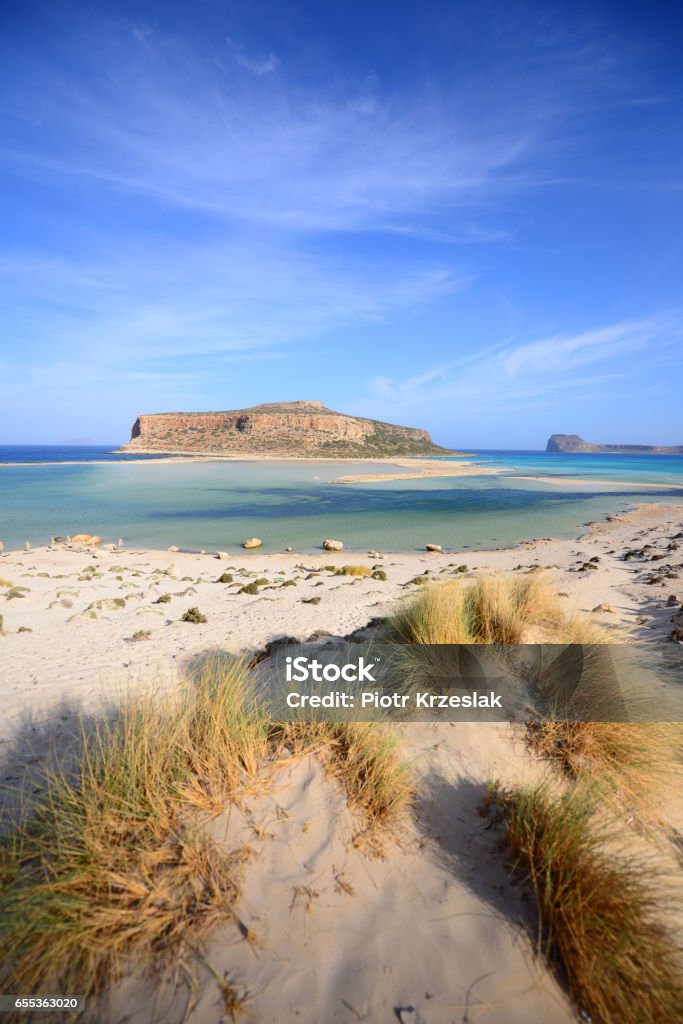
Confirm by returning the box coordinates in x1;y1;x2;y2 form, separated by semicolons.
216;573;233;584
181;606;207;624
494;782;683;1024
154;594;171;604
340;565;371;577
239;582;260;595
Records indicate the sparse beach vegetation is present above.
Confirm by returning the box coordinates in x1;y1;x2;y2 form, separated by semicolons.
487;780;683;1024
0;657;413;1003
391;572;584;644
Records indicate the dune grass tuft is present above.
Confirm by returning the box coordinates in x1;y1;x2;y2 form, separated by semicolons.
526;720;683;809
391;571;613;646
494;781;683;1024
0;658;267;1001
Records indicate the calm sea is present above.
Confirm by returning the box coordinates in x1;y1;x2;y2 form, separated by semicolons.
1;446;682;553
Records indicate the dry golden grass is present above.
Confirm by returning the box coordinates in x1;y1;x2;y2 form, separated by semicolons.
391;572;606;645
0;658;266;1002
0;656;412;1002
496;781;683;1024
526;720;683;809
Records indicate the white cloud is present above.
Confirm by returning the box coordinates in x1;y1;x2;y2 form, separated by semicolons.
364;315;683;417
226;36;279;76
0;22;557;236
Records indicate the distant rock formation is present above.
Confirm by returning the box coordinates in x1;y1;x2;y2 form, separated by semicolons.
120;401;451;457
547;434;683;454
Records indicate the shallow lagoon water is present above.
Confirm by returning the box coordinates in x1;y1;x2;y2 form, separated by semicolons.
2;448;683;553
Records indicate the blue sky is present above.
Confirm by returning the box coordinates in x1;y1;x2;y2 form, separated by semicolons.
1;0;682;447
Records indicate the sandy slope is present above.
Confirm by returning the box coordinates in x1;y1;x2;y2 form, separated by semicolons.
95;729;575;1024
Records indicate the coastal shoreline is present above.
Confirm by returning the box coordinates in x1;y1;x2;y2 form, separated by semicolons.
0;453;474;468
2;501;681;732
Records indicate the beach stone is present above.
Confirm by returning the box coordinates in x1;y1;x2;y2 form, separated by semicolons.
215;551;231;560
592;603;614;613
167;545;181;552
425;543;443;553
323;539;343;551
243;538;263;549
71;534;102;545
666;594;679;607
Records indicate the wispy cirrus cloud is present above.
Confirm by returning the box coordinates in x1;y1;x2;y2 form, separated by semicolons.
366;315;683;417
0;16;621;236
226;36;279;76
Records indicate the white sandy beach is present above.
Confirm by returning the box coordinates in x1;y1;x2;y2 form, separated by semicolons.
1;503;682;1024
1;503;682;724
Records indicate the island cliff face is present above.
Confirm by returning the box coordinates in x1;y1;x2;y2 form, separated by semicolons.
547;434;683;454
122;401;451;457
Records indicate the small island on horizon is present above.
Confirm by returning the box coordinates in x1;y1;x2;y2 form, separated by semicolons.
547;433;683;454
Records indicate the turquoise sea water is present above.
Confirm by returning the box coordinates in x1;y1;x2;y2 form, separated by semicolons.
1;447;682;553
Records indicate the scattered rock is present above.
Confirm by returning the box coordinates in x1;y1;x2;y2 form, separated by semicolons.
323;539;343;551
425;543;442;553
17;626;32;633
243;537;263;549
371;570;388;581
302;596;322;605
215;551;230;560
592;604;614;613
666;595;680;607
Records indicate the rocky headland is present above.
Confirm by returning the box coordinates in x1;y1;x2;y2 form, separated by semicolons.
547;433;683;454
119;400;452;458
